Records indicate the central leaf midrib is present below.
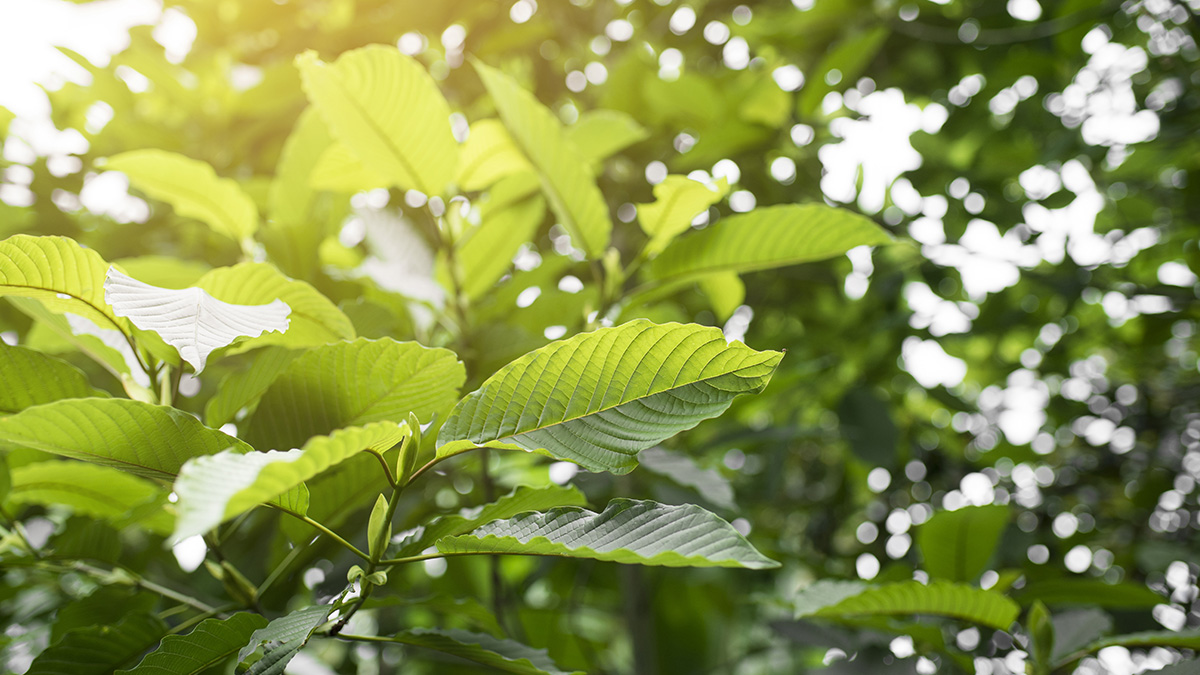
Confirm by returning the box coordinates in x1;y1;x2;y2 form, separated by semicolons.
475;353;775;443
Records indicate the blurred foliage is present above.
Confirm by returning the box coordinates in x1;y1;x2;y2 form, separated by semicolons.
1;0;1199;673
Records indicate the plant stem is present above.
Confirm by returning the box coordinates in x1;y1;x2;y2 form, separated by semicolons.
69;561;220;615
332;478;405;634
268;504;370;561
365;449;399;489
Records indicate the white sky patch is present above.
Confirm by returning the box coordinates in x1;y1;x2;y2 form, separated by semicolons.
996;369;1049;445
902;336;967;389
903;281;977;336
818;89;945;213
1048;36;1159;148
923;219;1041;300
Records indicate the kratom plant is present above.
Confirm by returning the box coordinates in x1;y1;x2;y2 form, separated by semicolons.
0;43;890;673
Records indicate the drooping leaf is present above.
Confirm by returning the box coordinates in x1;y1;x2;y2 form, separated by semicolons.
0;398;250;481
647;204;892;283
474;60;611;258
388;628;582;675
438;498;778;569
794;580;1020;631
7;460;172;534
1029;601;1054;670
26;613;167;675
297;45;458;196
0;343;109;413
0;235;128;334
437;320;782;474
916;504;1010;582
457;182;546;300
118;612;268;675
637;446;737;511
104;149;258;247
12;299;140;381
245;338;464;451
104;268;291;373
194;263;355;349
388;484;587;558
204;347;299;428
113;256;211;289
637;175;728;256
456;119;533;192
238;604;334;675
174;422;405;540
697;272;745;323
564;109;648;166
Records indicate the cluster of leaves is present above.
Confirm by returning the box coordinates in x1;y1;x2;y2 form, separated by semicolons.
1;0;1198;673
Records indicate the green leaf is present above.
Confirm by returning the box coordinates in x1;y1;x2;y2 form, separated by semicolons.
50;588;157;644
474;60;611;259
916;504;1009;582
104;268;291;374
104;149;258;247
245;338;463;451
8;460;172;534
799;26;890;117
238;604;334;675
0;398;250;481
0;343;109;413
794;580;1020;631
195;263;356;350
113;256;210;289
1086;629;1200;651
697;272;744;323
437;320;782;474
637;175;728;256
0;235;129;335
367;493;390;560
268;107;334;228
388;484;587;558
388;628;582;675
309;143;389;192
838;386;899;468
456;119;533;192
118;612;268;674
437;498;778;569
1029;601;1054;670
297;45;458;196
204;347;299;428
9;297;139;380
1050;609;1112;666
27;613;167;675
637;446;737;511
647;204;892;283
173;422;406;540
457;182;546;300
1013;579;1165;609
564;109;648;166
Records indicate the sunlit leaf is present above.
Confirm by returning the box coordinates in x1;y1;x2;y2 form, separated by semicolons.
437;320;782;474
309;143;389;193
474;60;611;258
0;235;128;335
104;268;291;373
297;45;458;196
0;343;108;413
456;119;533;192
794;579;1020;630
118;612;268;675
564;110;648;166
698;272;744;322
916;504;1009;582
647;204;892;283
439;498;777;568
637;446;737;511
204;347;299;428
104;149;258;247
0;398;250;480
637;175;728;256
7;460;172;534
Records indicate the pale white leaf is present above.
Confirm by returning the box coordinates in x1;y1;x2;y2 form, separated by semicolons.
104;268;291;373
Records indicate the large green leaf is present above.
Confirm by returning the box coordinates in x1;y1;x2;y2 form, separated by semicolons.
437;320;782;474
474;60;611;258
104;149;258;247
9;297;139;381
0;235;128;335
388;629;582;675
916;504;1009;582
238;604;334;675
646;204;892;283
1013;578;1165;609
794;580;1020;630
388;484;586;558
437;498;778;569
195;263;355;349
203;347;299;428
7;460;172;534
245;338;464;451
118;612;268;674
457;176;546;300
0;398;250;481
456;119;533;192
173;422;407;540
27;613;167;675
0;343;108;413
297;45;458;196
104;268;292;374
564;109;648;166
637;175;728;256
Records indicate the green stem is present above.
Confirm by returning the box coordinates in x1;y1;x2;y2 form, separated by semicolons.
365;449;399;490
268;504;370;561
70;561;219;615
257;541;309;597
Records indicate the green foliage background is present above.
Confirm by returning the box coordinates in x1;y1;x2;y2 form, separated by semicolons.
1;0;1198;674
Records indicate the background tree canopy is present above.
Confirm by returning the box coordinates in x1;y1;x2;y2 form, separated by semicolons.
0;0;1198;674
